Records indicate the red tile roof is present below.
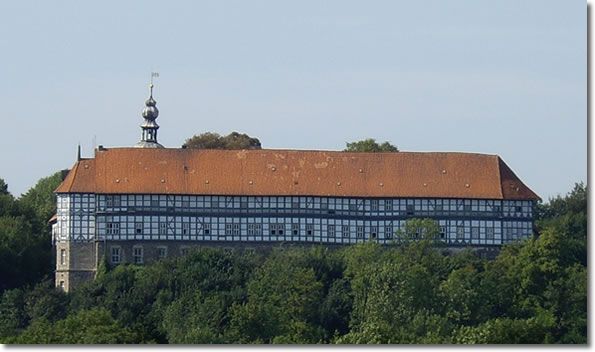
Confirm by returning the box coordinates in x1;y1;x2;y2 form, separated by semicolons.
55;148;540;200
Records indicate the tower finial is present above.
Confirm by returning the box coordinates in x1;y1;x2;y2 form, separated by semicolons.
77;144;81;161
135;73;164;148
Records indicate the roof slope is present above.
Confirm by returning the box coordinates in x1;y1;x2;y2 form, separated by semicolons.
55;148;540;200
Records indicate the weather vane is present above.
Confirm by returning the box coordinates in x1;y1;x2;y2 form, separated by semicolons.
149;72;159;96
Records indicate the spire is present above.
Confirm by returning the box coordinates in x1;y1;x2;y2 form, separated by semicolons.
77;144;81;161
135;72;164;148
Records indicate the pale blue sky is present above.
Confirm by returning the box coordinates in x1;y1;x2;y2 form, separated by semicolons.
0;1;586;200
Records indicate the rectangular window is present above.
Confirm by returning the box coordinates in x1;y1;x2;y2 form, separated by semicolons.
159;222;168;235
248;223;262;236
292;200;300;209
106;195;120;207
225;223;240;236
59;281;65;290
439;226;446;239
158;246;167;259
182;223;190;235
181;200;190;208
60;249;66;265
370;200;379;212
135;222;143;235
456;226;465;240
385;226;393;239
471;227;480;240
356;226;364;239
486;227;494;240
370;226;378;240
384;200;393;212
133;247;143;264
306;224;314;236
202;223;211;235
342;225;350;238
291;223;300;236
106;222;120;235
270;224;285;235
111;247;121;264
327;224;335;238
406;205;414;215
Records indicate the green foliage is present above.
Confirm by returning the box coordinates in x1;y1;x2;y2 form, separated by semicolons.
344;138;398;152
9;308;138;344
0;171;65;293
228;250;324;343
18;171;65;226
0;179;8;195
183;131;262;150
0;289;27;340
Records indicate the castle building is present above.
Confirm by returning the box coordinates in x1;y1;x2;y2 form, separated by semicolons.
51;84;540;292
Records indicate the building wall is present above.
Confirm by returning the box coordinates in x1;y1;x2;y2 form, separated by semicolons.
54;193;536;291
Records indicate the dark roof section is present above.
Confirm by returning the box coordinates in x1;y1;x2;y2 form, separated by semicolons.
55;148;540;200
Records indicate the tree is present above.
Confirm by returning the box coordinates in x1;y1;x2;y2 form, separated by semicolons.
9;308;138;344
0;179;8;195
18;171;65;225
344;138;398;152
183;132;262;150
228;251;324;343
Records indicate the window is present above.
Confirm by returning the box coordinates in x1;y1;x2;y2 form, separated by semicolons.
486;228;494;240
292;200;300;209
348;204;358;211
370;200;379;212
439;226;446;239
182;223;190;235
385;226;393;239
182;200;190;208
106;195;120;207
320;199;329;210
157;246;167;259
370;226;378;239
202;223;211;235
356;226;364;239
159;222;168;235
106;222;120;235
471;227;480;240
135;222;143;235
225;223;240;236
59;281;65;291
342;225;350;238
306;224;314;236
406;205;414;215
327;225;335;238
456;226;465;240
60;249;66;265
270;224;285;235
291;224;300;236
111;247;121;264
515;206;522;213
248;223;262;236
133;247;143;264
384;200;393;212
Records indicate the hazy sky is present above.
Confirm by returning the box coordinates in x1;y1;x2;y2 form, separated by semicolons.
0;1;586;200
